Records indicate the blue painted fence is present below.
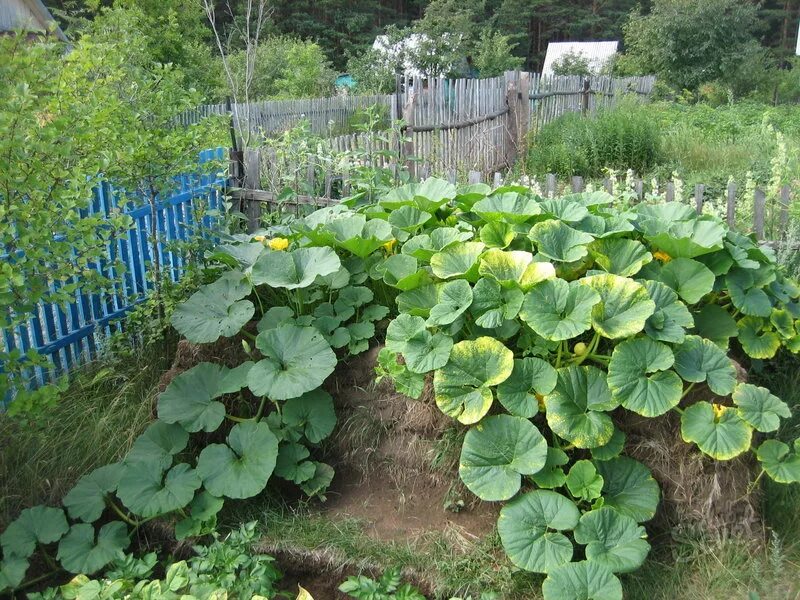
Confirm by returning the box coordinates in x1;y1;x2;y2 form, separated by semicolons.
1;148;229;403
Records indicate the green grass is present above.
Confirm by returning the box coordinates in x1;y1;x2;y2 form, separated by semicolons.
0;342;171;529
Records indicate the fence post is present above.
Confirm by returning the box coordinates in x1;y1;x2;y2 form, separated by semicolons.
694;184;704;215
546;173;557;198
402;83;416;180
243;148;261;232
581;78;591;115
753;189;766;241
468;170;483;184
665;181;675;203
502;70;532;169
571;176;584;193
726;182;736;228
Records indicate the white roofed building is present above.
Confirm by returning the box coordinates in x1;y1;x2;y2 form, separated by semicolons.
542;41;619;75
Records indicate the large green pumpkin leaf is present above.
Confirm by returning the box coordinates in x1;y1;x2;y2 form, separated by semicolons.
249;325;337;400
591;428;626;462
727;269;773;317
325;216;394;258
251;247;341;288
396;283;440;317
470;278;524;329
57;522;130;574
566;460;604;501
0;556;27;591
692;304;737;347
386;314;453;373
590;239;652;277
196;421;279;499
594;457;660;522
607;338;682;417
117;462;201;518
738;316;781;359
379;254;430;291
498;490;581;573
497;358;558;418
428;280;473;326
459;415;548;501
299;462;336;498
274;443;315;484
673;335;736;395
532;447;569;489
530;220;595;263
479;221;516;249
581;274;655;339
282;388;337;443
402;228;471;262
63;463;123;523
574;508;650;573
174;491;225;541
430;242;485;281
387;205;432;231
433;337;513;424
542;561;622;600
642;280;693;344
540;199;590;223
756;439;800;483
658;258;715;304
545;366;617;449
171;271;254;344
642;216;725;259
519;278;600;341
473;192;541;224
680;402;752;460
125;421;190;470
733;383;790;433
158;362;248;433
1;506;69;559
478;248;532;286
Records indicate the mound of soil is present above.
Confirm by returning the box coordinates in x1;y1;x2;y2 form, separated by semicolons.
163;335;762;546
619;359;761;536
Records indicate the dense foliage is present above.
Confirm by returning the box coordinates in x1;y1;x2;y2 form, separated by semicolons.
6;176;800;597
0;15;222;414
526;100;663;178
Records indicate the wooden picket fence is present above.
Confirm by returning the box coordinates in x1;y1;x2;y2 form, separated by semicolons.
185;72;655;179
231;162;796;242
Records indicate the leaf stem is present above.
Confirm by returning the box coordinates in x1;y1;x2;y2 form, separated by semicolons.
748;468;766;493
105;497;140;527
680;382;696;400
225;413;249;423
254;396;268;421
17;570;61;591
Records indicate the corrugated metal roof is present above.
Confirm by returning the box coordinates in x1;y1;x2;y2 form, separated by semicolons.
0;0;67;42
542;41;619;75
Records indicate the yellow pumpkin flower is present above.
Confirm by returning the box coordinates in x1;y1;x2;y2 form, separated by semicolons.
383;239;397;253
712;403;729;419
269;237;289;251
253;235;267;243
653;250;672;263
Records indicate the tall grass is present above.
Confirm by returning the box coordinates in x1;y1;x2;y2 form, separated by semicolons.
0;343;172;529
525;99;663;178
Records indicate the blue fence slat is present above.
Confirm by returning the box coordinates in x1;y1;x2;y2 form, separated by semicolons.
2;148;228;406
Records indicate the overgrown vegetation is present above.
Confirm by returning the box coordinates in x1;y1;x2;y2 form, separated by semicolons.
526;100;663;178
6;176;800;598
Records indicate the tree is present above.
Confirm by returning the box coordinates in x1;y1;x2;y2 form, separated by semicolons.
0;6;222;415
551;50;593;76
623;0;763;91
473;29;524;76
223;36;335;100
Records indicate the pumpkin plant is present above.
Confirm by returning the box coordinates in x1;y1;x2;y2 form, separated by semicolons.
293;179;799;599
4;178;800;599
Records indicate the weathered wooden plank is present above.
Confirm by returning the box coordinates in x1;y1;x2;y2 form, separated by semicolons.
694;184;704;215
726;182;736;228
754;188;766;240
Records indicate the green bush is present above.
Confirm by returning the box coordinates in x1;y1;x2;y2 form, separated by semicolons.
526;101;663;178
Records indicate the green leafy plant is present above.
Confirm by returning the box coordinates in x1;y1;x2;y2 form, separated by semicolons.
339;568;426;600
5;176;800;598
28;521;282;599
